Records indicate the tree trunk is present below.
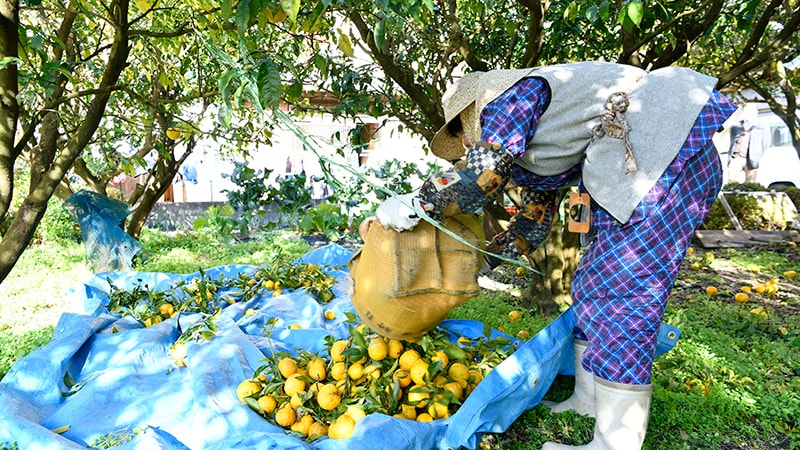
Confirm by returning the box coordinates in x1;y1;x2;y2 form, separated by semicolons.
0;0;130;283
0;0;19;221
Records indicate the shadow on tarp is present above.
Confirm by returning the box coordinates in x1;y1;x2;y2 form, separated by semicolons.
0;244;680;450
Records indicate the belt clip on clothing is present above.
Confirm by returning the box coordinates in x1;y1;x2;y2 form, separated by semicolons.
568;192;591;233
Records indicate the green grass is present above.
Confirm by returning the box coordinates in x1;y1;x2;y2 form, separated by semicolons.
1;229;799;449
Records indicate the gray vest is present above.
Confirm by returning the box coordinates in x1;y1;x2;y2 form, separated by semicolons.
478;62;717;224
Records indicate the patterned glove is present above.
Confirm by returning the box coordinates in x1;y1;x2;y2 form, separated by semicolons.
418;141;513;220
485;189;559;268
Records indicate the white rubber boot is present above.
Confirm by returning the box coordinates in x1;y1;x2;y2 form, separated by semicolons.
541;377;652;450
541;340;595;417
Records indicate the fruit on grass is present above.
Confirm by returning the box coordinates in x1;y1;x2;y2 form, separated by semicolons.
686;247;695;254
741;286;752;293
755;284;767;294
734;293;749;303
508;310;521;321
516;329;530;340
706;286;718;295
236;379;261;402
750;307;768;318
784;270;797;280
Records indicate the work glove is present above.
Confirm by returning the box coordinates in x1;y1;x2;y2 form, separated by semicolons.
485;189;559;268
375;193;429;232
419;141;513;220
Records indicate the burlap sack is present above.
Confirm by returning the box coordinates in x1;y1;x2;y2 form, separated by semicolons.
348;215;485;341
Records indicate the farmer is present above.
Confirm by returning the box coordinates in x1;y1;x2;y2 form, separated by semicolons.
372;61;736;449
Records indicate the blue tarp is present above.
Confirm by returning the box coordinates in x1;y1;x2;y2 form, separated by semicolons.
0;244;680;449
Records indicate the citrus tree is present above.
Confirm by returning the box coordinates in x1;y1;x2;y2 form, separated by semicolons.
230;0;800;310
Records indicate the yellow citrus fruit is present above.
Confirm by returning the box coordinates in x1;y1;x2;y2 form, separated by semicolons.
290;414;314;436
324;310;336;320
330;362;347;381
443;381;464;401
307;358;327;381
166;127;182;140
686;247;695;254
400;404;417;420
515;266;526;276
468;369;484;385
750;307;768;318
516;330;531;340
431;350;449;368
289;392;305;408
328;415;356;440
387;339;404;359
330;340;348;362
236;379;261;402
448;362;470;381
277;357;298;378
356;323;370;335
159;303;174;316
317;383;341;411
691;262;701;270
706;286;718;295
345;405;367;423
367;337;389;361
257;394;277;414
416;413;434;423
274;405;297;427
755;284;767;294
705;252;714;260
784;270;798;280
457;336;472;346
393;369;412;388
741;286;752;293
734;292;749;303
765;284;778;295
407;386;430;408
245;308;256;316
308;421;329;438
347;362;364;381
508;310;521;321
399;349;421;371
410;359;430;386
284;373;306;396
308;421;328;438
262;279;275;289
428;401;450;419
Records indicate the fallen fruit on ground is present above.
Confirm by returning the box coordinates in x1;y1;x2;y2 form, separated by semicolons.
706;286;718;295
734;292;749;303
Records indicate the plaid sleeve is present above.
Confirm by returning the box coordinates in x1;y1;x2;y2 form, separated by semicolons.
480;77;550;159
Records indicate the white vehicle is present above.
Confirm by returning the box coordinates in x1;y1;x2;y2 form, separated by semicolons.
753;116;800;188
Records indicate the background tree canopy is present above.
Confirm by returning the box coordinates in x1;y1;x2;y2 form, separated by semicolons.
0;0;798;283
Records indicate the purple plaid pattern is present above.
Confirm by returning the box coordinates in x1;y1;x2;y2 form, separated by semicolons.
479;78;737;385
572;91;736;384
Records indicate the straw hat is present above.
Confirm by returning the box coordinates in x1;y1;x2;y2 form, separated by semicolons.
430;68;539;161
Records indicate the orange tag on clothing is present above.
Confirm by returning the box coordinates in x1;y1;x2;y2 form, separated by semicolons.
568;193;591;233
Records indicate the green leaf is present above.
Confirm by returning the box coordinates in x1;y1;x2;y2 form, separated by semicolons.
627;0;644;27
235;0;251;34
279;0;300;22
337;30;354;57
374;18;386;50
221;0;233;20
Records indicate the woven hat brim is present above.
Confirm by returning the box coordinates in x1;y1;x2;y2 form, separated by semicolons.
430;68;539;160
